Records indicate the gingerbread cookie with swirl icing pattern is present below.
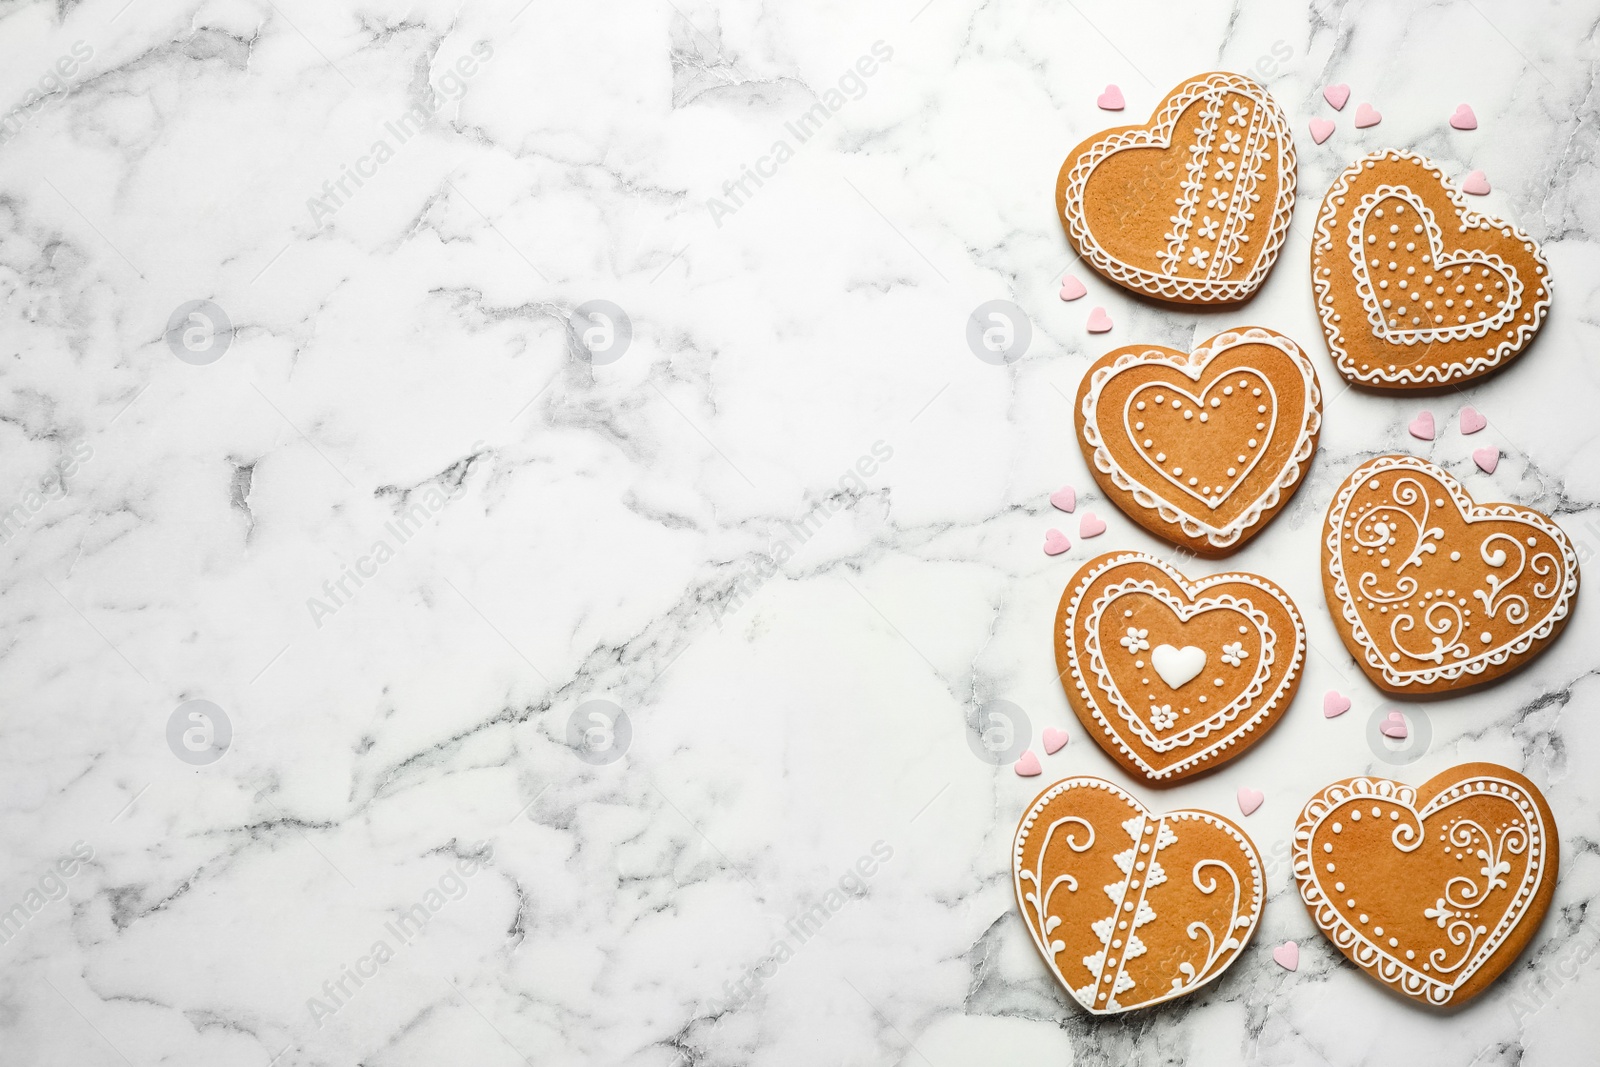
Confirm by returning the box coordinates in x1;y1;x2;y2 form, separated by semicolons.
1322;454;1579;693
1015;776;1264;1014
1293;762;1558;1007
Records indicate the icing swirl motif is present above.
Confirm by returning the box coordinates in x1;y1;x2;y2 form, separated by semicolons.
1014;777;1263;1014
1324;455;1578;689
1292;768;1555;1007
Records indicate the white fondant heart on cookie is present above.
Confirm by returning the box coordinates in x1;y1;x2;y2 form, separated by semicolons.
1151;644;1206;689
1057;552;1305;782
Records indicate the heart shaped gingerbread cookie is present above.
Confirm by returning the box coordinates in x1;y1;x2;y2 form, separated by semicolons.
1058;71;1296;304
1293;763;1557;1007
1323;455;1579;693
1015;776;1263;1014
1311;150;1552;388
1056;552;1305;784
1076;327;1322;554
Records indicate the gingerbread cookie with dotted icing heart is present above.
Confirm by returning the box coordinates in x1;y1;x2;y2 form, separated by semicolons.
1323;455;1579;693
1015;776;1263;1014
1076;327;1322;555
1058;71;1296;304
1311;150;1552;389
1056;552;1305;784
1293;763;1557;1007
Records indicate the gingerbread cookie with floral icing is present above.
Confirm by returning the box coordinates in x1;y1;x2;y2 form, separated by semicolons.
1058;71;1297;304
1323;454;1579;693
1056;552;1305;785
1311;150;1552;389
1015;775;1263;1014
1076;326;1322;555
1293;762;1557;1007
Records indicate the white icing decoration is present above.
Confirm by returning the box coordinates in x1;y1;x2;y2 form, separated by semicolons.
1291;771;1552;1006
1348;185;1522;344
1311;150;1553;387
1151;644;1206;689
1060;72;1295;303
1065;552;1304;780
1080;328;1322;551
1324;455;1578;688
1014;777;1263;1014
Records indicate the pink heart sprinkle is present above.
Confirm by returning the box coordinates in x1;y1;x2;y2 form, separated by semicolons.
1097;84;1125;110
1042;727;1069;755
1086;306;1112;333
1474;447;1500;474
1460;406;1487;434
1462;170;1491;196
1273;941;1300;971
1050;485;1077;512
1059;274;1087;301
1322;84;1350;110
1078;511;1106;538
1309;118;1335;145
1043;529;1071;556
1237;787;1264;816
1380;711;1408;739
1408;410;1435;441
1323;691;1351;718
1354;103;1382;128
1451;103;1478;130
1015;750;1042;777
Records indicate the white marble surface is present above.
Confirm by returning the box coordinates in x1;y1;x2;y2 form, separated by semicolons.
1;0;1597;1063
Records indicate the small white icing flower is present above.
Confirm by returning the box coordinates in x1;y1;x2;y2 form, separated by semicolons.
1219;129;1243;154
1227;101;1250;126
1213;159;1236;182
1187;247;1210;268
1120;627;1150;653
1149;704;1177;730
1220;641;1248;666
1197;215;1220;241
1423;898;1451;927
1205;186;1229;209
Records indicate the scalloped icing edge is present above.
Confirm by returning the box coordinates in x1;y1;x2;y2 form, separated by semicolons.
1323;454;1579;688
1310;149;1553;386
1062;551;1305;780
1060;71;1297;304
1290;772;1551;1006
1081;327;1322;551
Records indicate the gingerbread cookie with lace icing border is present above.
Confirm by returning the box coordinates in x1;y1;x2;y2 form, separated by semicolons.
1322;454;1579;693
1076;326;1322;555
1292;763;1557;1007
1014;775;1264;1014
1311;150;1552;389
1056;552;1305;785
1057;71;1296;305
